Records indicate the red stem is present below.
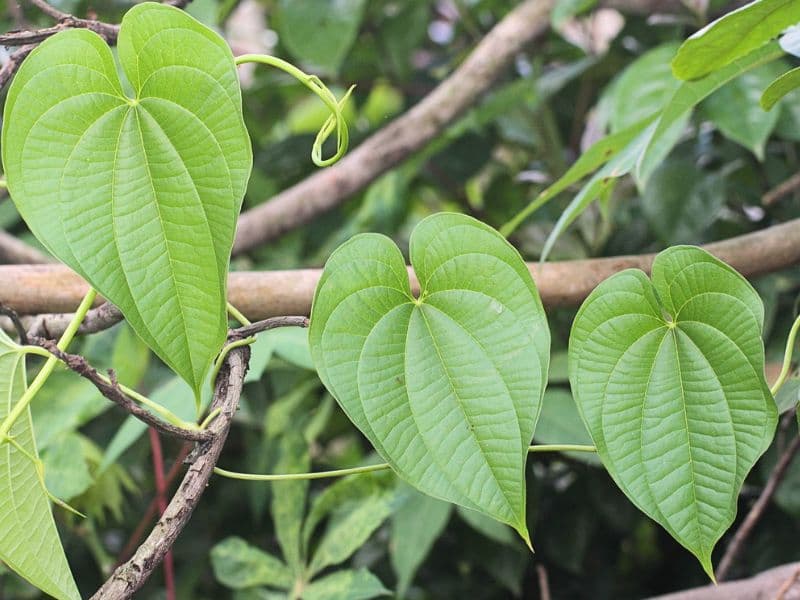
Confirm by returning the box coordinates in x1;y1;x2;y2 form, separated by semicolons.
148;428;176;600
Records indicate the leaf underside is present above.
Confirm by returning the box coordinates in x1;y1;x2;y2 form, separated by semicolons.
0;331;79;600
2;3;252;398
309;213;550;541
569;246;777;577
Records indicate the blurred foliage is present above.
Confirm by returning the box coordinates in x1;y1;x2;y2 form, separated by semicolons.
2;0;800;598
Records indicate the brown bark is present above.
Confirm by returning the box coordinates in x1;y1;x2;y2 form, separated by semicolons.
3;219;799;320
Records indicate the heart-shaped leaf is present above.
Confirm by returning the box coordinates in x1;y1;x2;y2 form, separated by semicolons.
309;213;550;541
568;246;777;577
2;3;252;398
0;331;79;600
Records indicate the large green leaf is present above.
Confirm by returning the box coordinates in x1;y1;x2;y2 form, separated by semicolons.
0;331;79;600
568;246;778;577
2;3;252;398
672;0;800;80
310;213;550;541
276;0;366;75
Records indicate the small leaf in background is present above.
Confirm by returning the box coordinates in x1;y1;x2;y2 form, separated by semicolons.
276;0;366;75
310;213;550;542
761;65;800;109
303;568;390;600
391;485;452;598
569;246;778;577
641;159;727;244
271;431;310;575
210;537;294;591
41;433;93;501
774;378;800;413
0;330;79;600
610;43;681;133
456;505;516;546
308;491;394;577
2;4;252;399
637;42;783;184
702;61;787;159
672;0;800;80
303;471;394;552
535;390;601;466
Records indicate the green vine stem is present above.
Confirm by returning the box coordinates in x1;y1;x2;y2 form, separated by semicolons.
214;444;598;482
226;301;251;327
770;313;800;397
210;336;255;390
234;54;353;167
0;288;97;442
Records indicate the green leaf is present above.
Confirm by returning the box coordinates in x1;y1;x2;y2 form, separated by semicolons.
761;65;800;109
535;390;601;466
2;3;252;399
637;42;782;184
41;433;93;501
302;469;393;553
210;537;294;591
702;61;787;158
610;43;681;133
568;246;778;577
276;0;366;75
672;0;800;80
774;378;800;413
0;330;79;600
271;431;309;575
641;159;727;244
304;568;390;600
308;492;394;577
310;213;550;541
390;485;452;598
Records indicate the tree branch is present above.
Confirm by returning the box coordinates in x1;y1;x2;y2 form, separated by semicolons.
0;230;52;264
232;0;555;253
4;219;800;324
648;561;800;600
23;301;123;339
90;344;249;600
32;338;214;443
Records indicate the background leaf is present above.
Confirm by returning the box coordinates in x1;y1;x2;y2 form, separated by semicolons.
303;568;390;600
672;0;800;80
276;0;367;75
390;485;452;598
210;537;293;591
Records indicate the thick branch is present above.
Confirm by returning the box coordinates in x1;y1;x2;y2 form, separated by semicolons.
0;230;51;264
91;344;249;600
33;338;214;443
232;0;555;253
648;561;800;600
24;302;123;339
4;219;800;323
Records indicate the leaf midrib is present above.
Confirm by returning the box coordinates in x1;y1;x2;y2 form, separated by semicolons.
415;304;519;522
